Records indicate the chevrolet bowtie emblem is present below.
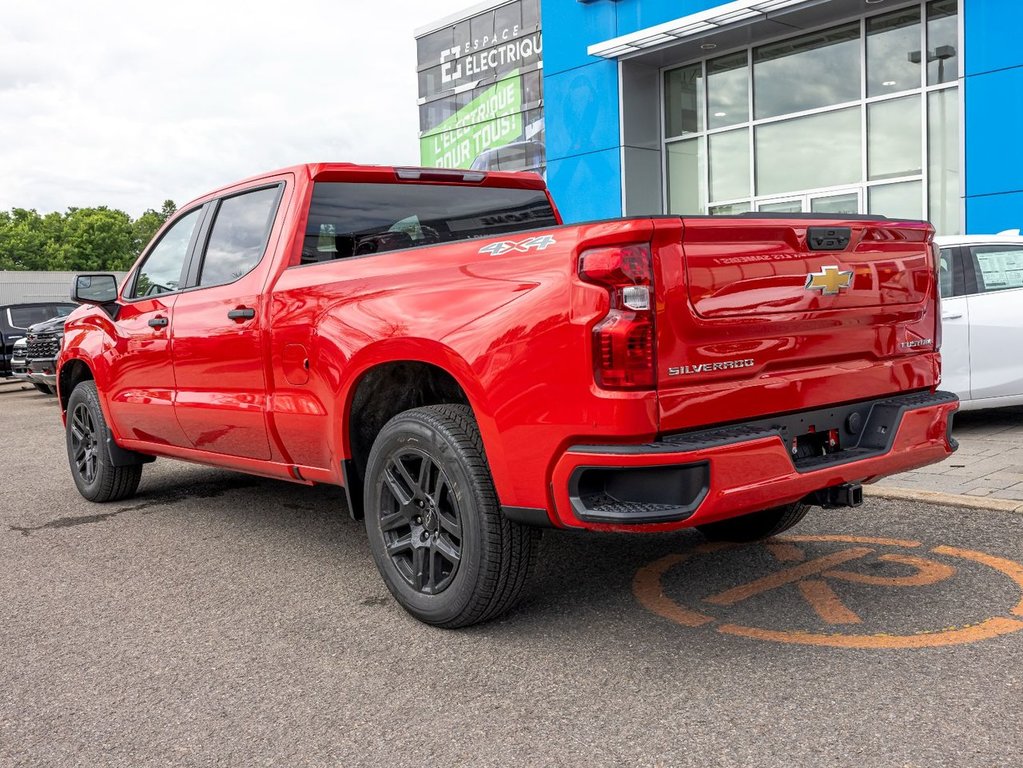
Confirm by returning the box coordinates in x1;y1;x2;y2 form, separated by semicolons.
805;265;853;296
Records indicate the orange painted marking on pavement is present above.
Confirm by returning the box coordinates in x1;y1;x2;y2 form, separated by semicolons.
766;542;805;562
933;545;1023;617
704;548;873;607
718;616;1023;649
826;554;956;587
633;554;715;627
797;578;862;624
780;534;922;548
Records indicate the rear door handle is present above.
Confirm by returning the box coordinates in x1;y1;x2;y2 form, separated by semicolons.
941;313;963;320
148;316;169;328
227;307;256;321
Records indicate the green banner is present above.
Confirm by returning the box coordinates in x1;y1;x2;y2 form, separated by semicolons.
420;73;523;169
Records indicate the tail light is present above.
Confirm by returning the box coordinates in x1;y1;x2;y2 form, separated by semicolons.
578;243;654;390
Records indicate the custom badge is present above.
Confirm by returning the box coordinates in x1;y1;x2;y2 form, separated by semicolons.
805;265;853;295
478;235;557;256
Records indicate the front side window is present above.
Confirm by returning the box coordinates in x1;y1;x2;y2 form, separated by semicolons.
970;246;1023;294
300;182;558;264
198;186;281;288
130;208;202;299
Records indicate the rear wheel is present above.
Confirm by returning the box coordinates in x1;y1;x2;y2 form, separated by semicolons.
364;404;539;628
696;502;810;542
66;381;142;502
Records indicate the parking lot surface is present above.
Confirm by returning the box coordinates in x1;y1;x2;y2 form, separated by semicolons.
2;382;1022;767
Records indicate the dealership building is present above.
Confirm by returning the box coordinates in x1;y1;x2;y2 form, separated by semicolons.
419;0;1020;235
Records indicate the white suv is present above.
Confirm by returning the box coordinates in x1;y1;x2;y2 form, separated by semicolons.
936;231;1023;411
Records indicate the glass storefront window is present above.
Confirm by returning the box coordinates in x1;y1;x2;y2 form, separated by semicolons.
755;107;861;196
710;202;750;215
664;64;704;138
666;139;706;214
927;0;959;86
707;52;748;129
753;23;860;119
709;128;750;203
928;88;960;234
869;181;924;220
866;8;922;97
758;199;803;213
868;95;922;180
811;192;860;215
661;2;958;231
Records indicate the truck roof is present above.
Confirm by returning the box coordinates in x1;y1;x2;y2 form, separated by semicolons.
180;163;547;212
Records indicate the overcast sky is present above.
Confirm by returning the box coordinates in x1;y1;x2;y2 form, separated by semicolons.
0;0;476;217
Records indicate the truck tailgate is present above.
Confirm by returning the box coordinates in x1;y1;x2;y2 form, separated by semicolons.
654;216;940;433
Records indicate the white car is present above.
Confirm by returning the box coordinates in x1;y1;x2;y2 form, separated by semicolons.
936;231;1023;411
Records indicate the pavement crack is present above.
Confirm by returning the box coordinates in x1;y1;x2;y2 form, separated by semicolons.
10;510;123;537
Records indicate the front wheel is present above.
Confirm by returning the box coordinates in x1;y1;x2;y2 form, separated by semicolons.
364;404;539;628
66;381;142;502
696;502;810;542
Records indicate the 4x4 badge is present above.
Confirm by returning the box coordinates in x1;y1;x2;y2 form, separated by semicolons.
805;265;853;295
479;235;557;256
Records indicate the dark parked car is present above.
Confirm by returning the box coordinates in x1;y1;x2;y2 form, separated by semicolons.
22;314;69;394
0;302;77;379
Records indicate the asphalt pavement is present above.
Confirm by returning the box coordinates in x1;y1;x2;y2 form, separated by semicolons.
1;381;1021;767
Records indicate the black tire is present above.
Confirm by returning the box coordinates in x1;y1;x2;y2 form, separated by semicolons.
364;404;539;628
696;502;810;542
33;383;54;395
65;381;143;502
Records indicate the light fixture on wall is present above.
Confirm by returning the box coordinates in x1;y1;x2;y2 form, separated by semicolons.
701;42;718;50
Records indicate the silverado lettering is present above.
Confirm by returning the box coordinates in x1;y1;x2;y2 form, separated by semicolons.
57;163;958;628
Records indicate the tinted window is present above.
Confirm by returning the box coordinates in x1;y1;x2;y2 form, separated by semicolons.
199;186;281;287
970;246;1023;294
938;248;954;298
9;306;56;328
301;182;558;264
130;208;202;299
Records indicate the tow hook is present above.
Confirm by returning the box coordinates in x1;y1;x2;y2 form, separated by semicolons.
807;482;863;508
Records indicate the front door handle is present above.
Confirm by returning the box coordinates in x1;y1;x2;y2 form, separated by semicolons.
148;316;169;328
941;313;963;320
227;307;256;321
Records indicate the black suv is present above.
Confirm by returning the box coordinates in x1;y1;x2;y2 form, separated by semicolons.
0;302;77;379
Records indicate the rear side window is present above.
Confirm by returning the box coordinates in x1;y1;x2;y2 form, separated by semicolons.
130;208;202;299
300;182;558;264
198;186;282;287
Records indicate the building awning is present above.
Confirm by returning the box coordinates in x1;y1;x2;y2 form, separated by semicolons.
588;0;855;60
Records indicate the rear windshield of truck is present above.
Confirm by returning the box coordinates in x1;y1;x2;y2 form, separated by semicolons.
300;182;558;264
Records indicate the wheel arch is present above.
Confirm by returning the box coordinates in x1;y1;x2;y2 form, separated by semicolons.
339;343;507;521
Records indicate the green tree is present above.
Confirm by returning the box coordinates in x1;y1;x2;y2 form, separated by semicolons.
58;207;135;271
132;199;177;256
0;200;178;271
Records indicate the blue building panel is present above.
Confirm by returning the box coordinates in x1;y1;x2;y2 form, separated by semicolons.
543;63;621;160
612;0;724;37
963;0;1023;76
547;149;623;223
966;191;1023;235
540;1;616;76
964;65;1023;198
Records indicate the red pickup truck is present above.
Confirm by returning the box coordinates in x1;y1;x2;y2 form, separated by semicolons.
59;163;958;627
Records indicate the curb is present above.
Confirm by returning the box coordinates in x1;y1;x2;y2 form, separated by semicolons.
865;485;1023;514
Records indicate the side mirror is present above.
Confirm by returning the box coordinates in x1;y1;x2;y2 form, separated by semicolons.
73;274;119;305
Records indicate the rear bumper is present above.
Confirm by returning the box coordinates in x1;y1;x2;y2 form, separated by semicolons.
548;390;959;532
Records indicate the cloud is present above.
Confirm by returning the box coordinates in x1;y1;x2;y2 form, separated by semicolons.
0;0;476;216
